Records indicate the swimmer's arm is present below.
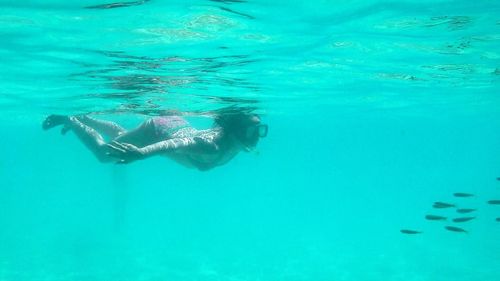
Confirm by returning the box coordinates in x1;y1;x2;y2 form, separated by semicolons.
141;137;198;155
141;136;219;156
106;138;198;163
107;134;218;163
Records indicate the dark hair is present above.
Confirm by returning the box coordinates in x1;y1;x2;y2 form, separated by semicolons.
213;106;260;129
215;112;259;130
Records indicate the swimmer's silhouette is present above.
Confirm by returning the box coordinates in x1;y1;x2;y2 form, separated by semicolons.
43;109;267;171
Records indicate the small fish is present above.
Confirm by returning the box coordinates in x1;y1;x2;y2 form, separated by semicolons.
487;200;500;205
496;177;500;181
495;218;500;222
445;226;468;233
452;217;476;223
400;229;422;235
453;193;474;197
456;208;476;214
425;215;447;221
433;202;456;208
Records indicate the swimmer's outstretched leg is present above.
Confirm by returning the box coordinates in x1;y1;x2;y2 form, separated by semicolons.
78;115;126;139
45;114;127;139
44;115;121;162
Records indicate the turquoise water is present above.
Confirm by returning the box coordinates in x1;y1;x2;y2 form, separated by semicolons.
1;0;500;280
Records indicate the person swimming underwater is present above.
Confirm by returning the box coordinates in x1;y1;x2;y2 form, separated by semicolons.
42;111;268;171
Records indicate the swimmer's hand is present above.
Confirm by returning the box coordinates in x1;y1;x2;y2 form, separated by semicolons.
106;141;145;164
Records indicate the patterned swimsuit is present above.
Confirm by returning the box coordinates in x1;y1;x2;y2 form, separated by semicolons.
150;116;220;144
151;116;192;139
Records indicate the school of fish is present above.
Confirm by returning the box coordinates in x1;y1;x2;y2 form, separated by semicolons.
401;177;499;235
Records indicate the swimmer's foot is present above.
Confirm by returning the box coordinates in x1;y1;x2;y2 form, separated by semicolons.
42;114;69;131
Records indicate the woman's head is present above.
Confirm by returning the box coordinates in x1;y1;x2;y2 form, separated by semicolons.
215;111;268;151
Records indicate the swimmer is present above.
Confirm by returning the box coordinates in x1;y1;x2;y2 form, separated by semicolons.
42;110;268;171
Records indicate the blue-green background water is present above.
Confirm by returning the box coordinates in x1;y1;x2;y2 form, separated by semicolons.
1;0;500;280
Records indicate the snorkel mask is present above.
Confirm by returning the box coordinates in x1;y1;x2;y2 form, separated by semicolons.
241;123;268;152
244;124;268;139
216;113;268;151
238;119;268;151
